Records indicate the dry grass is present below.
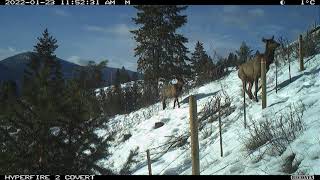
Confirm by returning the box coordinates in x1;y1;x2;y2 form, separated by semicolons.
245;102;305;156
201;124;214;140
198;86;234;131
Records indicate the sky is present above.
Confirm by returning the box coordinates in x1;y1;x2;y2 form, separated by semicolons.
0;5;319;71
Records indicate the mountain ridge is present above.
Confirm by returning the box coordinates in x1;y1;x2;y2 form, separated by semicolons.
0;52;139;87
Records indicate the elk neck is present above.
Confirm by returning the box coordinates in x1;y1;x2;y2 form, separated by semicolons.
264;44;276;70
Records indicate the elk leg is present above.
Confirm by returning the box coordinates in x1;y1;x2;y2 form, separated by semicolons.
258;79;262;92
242;80;248;99
254;79;259;102
162;99;166;110
248;81;254;100
173;98;176;108
177;98;180;108
244;81;252;99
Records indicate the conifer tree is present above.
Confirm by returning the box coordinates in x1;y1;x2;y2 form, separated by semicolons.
236;41;253;66
0;29;112;174
190;41;213;83
120;66;131;83
113;69;121;87
131;5;189;91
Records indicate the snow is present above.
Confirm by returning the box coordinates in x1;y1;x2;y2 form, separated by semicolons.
96;54;320;175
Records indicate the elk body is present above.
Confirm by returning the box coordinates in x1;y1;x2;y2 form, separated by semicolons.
238;36;280;102
161;78;184;110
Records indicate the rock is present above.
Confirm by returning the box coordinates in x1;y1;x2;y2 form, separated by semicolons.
154;122;164;129
122;134;132;142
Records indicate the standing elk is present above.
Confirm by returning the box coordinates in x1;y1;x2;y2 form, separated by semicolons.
161;77;185;110
238;36;280;102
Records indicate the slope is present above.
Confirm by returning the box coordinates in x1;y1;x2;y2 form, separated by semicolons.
96;54;320;175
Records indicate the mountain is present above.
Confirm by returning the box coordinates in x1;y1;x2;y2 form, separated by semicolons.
0;52;140;87
0;63;16;82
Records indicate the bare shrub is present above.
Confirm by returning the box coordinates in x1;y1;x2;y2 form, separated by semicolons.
277;36;294;83
245;102;305;156
219;83;234;117
289;26;320;60
163;134;189;152
303;28;320;58
198;96;220;129
198;85;234;130
201;124;214;140
245;119;273;153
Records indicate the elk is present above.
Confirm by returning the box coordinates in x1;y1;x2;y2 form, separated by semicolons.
238;36;280;102
161;77;184;110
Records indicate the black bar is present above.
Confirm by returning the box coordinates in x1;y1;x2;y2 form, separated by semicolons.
0;175;319;179
0;0;317;5
127;0;303;5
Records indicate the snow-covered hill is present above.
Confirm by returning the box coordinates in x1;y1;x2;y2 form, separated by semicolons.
96;54;320;175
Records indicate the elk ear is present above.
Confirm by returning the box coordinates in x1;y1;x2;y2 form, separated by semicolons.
272;35;274;40
262;38;267;43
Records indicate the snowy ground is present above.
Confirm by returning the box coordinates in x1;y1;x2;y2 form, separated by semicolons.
96;54;320;175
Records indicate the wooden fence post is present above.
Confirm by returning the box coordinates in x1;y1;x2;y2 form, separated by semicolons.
189;95;200;175
243;87;246;129
288;52;291;83
275;58;278;93
146;149;152;175
218;97;223;157
299;34;304;71
261;57;267;109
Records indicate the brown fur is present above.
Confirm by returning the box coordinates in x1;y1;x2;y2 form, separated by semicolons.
238;36;280;102
161;78;184;110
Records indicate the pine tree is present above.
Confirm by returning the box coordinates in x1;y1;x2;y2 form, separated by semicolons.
236;41;253;66
0;81;20;174
226;52;233;67
190;41;213;83
0;29;112;174
131;72;139;81
190;41;206;74
254;50;260;56
131;80;140;110
113;69;121;87
131;5;189;87
109;69;123;114
23;28;63;105
20;29;63;172
110;84;123;115
79;60;107;89
120;66;131;83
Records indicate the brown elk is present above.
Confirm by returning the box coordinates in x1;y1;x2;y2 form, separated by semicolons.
161;77;185;110
238;36;280;102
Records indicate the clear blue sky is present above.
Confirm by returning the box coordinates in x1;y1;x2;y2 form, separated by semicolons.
0;5;318;71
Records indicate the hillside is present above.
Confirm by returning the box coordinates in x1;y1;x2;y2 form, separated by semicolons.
96;53;320;175
0;63;15;82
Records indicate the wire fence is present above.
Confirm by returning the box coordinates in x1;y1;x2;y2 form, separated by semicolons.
118;92;230;175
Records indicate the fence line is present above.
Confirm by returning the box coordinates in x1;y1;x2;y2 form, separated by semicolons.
158;149;189;175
